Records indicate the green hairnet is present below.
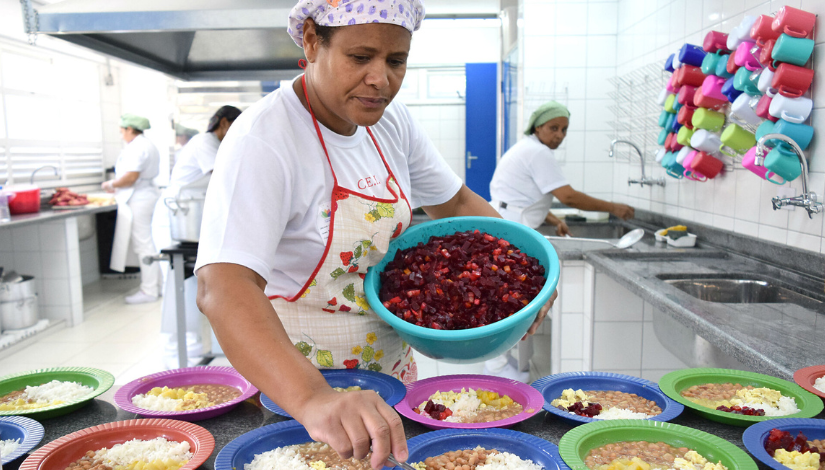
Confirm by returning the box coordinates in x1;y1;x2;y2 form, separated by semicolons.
175;123;199;138
120;114;151;131
525;101;570;135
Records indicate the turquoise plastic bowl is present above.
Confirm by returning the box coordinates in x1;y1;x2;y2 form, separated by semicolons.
364;216;560;363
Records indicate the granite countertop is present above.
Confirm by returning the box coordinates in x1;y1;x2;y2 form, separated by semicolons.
0;204;117;229
6;387;812;470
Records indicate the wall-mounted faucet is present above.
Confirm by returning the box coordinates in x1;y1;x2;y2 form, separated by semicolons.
30;165;59;185
608;139;666;187
755;133;822;218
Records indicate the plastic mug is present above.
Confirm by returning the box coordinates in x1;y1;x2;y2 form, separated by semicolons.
701;52;723;75
764;145;802;181
754;94;777;122
721;76;743;103
682;150;705;181
672;51;683;69
704;31;729;53
677;105;697;128
742;146;785;184
733;67;762;96
692;107;725;131
679;43;707;68
719;123;756;156
693;86;727;109
665;132;683;152
771;62;814;98
676;125;695;146
658;110;672;127
661;150;676;169
690;129;723;155
757;67;775;94
657;127;669;145
675;146;693;165
666;74;678;93
702;75;726;101
738;15;759;36
714;54;734;78
664;94;677;113
666;158;686;179
772;6;816;39
726;51;740;75
664;112;677;130
676;65;706;87
772;119;814;150
670;115;683;133
690;151;724;179
750;14;781;47
769;93;813;123
755;120;775;143
734;41;761;71
730;93;762;126
665;53;676;73
727;25;745;51
677;85;698;106
772;34;815;67
673;100;684;112
655;148;667;163
759;39;776;67
658;88;673;106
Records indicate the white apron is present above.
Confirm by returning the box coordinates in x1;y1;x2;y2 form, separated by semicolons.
269;75;417;383
110;187;135;272
491;192;555;229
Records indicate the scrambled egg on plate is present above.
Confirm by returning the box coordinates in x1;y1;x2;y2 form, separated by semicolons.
146;386;211;411
773;449;821;470
551;389;590;408
673;450;728;470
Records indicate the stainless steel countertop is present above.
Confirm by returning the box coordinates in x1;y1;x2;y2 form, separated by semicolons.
0;204;117;229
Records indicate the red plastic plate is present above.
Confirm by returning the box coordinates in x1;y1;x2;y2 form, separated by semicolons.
794;365;825;401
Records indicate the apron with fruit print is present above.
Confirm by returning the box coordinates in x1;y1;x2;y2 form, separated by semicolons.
269;75;417;383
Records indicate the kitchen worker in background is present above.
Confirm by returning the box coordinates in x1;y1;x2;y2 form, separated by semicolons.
175;124;199;149
484;101;634;381
161;105;242;368
195;1;556;467
103;114;161;304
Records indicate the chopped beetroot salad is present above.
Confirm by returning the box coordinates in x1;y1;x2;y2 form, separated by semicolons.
379;230;546;330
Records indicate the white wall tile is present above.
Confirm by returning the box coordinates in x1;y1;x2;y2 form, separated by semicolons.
584;99;614;131
560;359;585;373
555;2;590;36
556;69;589;100
734;169;762;222
787;230;821;251
13;251;42;279
561;265;586;313
12;225;40;252
42;278;71;307
592;322;644;369
555;37;589;68
41;251;70;280
561;313;585;359
587;36;618;68
642;322;689;369
594;272;644;321
758;224;787;243
589;2;619;35
565;131;587;162
583;162;615;193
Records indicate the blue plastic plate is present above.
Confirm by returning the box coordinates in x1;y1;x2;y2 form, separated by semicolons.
531;372;684;425
0;416;45;464
260;369;407;418
742;418;825;470
407;428;570;470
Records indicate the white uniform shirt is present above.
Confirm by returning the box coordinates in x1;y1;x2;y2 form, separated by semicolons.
169;132;220;191
115;134;160;190
195;78;463;298
489;134;569;228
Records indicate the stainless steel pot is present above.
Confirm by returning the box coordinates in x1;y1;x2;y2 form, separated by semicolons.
0;275;36;303
165;194;205;243
0;295;39;331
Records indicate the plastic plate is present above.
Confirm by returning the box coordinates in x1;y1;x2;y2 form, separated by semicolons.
114;366;258;421
742;418;825;470
531;372;684;425
659;368;823;426
19;419;214;470
261;369;406;418
394;374;544;430
0;367;114;419
406;428;570;470
0;416;45;464
558;419;758;470
793;365;825;401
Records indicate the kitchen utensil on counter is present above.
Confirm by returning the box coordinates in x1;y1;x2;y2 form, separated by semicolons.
545;228;645;249
772;119;814;150
771;62;814;97
764;145;803;182
0;270;23;285
0;295;38;330
679;43;707;67
750;15;781;46
772;5;816;39
772;33;814;67
769;93;813;123
743;146;785;184
667;232;698;247
704;31;729;53
166;174;209;243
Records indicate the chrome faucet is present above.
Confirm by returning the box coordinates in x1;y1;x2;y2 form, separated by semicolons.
755;133;822;218
30;165;59;185
608;139;666;187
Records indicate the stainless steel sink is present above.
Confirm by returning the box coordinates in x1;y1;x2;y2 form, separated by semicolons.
657;275;823;307
536;222;631;239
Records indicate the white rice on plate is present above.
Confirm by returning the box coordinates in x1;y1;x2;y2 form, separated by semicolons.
590;408;654;420
131;394;185;412
814;376;825;394
475;451;543;470
735;396;800;416
245;445;311;470
1;438;21;458
24;380;94;403
95;437;193;468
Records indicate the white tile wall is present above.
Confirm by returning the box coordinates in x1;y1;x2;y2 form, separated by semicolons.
593;321;644;369
593;272;644;321
612;0;825;253
405;104;466;181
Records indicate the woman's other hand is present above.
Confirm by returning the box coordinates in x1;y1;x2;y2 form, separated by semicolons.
610;203;635;220
523;289;557;339
555;221;570;237
296;388;408;470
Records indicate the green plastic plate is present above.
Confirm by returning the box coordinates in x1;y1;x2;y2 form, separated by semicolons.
558;419;757;470
0;367;114;420
658;368;823;427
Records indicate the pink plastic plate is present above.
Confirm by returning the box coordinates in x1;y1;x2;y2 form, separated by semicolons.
114;366;258;421
394;374;544;430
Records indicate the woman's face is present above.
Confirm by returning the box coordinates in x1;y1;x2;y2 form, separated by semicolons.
120;127;138;143
301;19;411;135
534;116;569;149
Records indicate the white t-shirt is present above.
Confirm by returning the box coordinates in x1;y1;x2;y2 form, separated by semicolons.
490;133;568;205
195;77;463;298
115;134;160;190
169;132;220;191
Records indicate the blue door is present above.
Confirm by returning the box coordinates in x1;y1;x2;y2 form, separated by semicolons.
465;63;497;201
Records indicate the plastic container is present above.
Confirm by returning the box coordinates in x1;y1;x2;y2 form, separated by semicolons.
364;217;560;363
667;233;698;247
5;185;41;215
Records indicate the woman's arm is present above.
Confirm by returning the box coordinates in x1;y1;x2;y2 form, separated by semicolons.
544;212;570;237
197;263;407;469
551;185;635;220
102;171;140;192
420;184;501;219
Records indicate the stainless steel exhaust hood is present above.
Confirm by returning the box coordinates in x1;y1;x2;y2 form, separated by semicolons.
23;0;500;81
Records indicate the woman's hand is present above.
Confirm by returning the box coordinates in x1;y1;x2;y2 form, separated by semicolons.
523;289;558;339
295;388;408;470
101;180;115;193
610;203;635;220
555;221;570;237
